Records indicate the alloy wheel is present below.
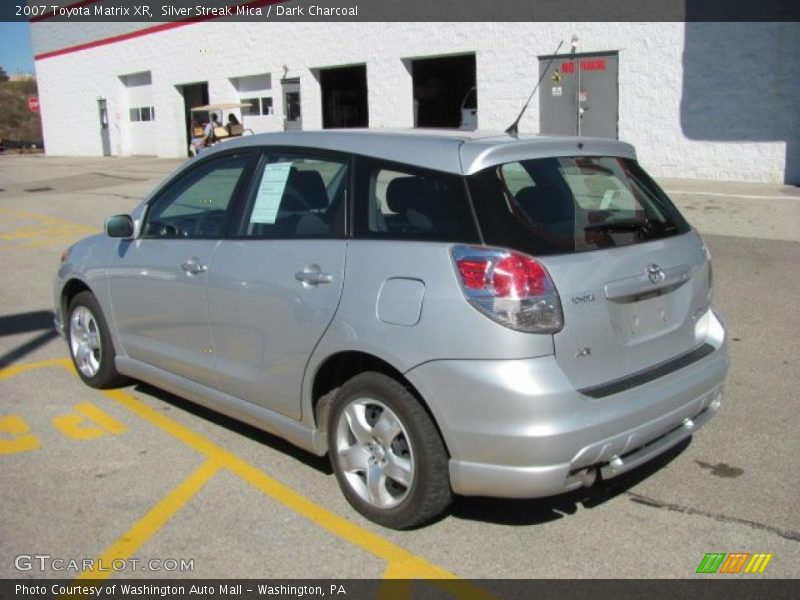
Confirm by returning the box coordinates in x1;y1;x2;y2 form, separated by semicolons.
333;398;415;509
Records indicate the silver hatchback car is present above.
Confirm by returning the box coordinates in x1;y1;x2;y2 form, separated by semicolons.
55;130;728;529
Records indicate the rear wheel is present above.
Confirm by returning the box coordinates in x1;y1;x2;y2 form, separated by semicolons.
328;372;452;529
67;291;126;389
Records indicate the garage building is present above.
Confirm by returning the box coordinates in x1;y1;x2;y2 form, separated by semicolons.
31;21;800;184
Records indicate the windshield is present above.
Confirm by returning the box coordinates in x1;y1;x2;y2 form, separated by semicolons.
467;156;690;255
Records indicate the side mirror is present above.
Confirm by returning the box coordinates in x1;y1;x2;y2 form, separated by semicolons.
105;214;134;238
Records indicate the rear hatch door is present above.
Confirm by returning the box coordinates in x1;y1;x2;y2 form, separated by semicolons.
467;153;712;391
540;232;710;391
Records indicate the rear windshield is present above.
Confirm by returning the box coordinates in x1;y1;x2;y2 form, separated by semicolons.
468;156;690;255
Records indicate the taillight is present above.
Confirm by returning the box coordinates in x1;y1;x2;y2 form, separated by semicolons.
452;245;563;333
493;254;547;297
457;259;491;289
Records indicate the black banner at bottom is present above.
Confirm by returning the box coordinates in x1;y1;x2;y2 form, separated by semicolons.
2;579;799;600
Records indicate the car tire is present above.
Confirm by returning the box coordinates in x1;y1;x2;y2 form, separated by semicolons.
67;291;127;389
328;371;452;529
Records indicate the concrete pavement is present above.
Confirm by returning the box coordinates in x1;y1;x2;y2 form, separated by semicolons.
659;177;800;243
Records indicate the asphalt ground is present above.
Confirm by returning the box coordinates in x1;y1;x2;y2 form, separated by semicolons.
0;154;798;582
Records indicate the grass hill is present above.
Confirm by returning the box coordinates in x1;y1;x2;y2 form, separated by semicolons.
0;74;44;149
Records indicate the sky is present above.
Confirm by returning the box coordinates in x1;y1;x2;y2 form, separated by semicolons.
0;22;35;75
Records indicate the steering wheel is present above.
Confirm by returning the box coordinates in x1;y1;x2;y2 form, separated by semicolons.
147;221;181;238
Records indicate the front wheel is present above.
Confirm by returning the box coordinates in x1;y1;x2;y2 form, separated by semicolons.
67;291;126;389
328;372;452;529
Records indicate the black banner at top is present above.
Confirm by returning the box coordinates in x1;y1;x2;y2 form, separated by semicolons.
3;0;800;22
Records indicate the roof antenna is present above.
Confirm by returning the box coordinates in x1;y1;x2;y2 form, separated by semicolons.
505;40;564;138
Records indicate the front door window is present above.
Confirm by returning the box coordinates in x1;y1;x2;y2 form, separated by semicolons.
143;152;253;239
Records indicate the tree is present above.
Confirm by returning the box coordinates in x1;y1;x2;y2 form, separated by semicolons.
0;78;43;143
0;66;9;82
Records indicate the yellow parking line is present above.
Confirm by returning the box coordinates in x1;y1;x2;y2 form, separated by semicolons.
74;402;128;435
75;459;221;581
103;387;458;579
0;207;95;251
2;359;492;594
0;206;95;229
52;402;128;440
0;415;42;455
0;357;73;381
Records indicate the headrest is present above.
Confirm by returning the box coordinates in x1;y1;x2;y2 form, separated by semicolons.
515;186;545;206
386;176;435;214
281;169;328;211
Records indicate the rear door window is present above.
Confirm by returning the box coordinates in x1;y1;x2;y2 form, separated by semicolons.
236;153;348;238
353;157;479;243
469;156;690;255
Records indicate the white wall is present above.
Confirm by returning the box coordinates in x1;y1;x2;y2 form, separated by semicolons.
230;73;279;133
33;22;799;183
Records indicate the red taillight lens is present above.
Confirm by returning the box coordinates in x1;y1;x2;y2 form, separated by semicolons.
452;245;564;334
492;253;547;298
457;259;491;289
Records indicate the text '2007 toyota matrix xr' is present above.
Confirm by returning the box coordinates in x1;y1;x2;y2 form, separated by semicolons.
55;130;728;529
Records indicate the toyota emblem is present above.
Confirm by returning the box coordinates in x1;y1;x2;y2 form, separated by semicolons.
647;264;666;283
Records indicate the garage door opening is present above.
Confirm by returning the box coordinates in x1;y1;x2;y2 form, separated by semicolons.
179;82;209;155
412;54;476;129
320;65;368;129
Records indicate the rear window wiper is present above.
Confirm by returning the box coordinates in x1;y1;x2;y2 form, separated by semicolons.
584;218;651;233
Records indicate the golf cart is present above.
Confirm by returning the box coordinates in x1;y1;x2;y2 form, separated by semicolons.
189;102;254;155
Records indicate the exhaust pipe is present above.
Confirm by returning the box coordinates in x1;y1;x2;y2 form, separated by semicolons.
574;467;597;488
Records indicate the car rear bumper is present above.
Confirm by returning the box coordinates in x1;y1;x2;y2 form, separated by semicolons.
404;309;728;499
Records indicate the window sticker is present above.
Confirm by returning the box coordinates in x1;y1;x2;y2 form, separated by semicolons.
250;162;293;224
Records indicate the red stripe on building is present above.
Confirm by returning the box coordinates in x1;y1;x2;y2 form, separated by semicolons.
33;0;287;60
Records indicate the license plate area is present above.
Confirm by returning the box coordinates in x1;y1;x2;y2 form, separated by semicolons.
610;294;676;343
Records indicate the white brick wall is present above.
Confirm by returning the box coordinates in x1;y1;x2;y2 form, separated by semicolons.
33;22;799;183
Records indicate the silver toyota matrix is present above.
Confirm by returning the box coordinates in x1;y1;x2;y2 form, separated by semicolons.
54;130;728;529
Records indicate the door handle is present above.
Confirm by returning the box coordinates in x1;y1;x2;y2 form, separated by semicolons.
181;258;207;275
295;269;333;286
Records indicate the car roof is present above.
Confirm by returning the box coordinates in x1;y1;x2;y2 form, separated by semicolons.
215;129;637;175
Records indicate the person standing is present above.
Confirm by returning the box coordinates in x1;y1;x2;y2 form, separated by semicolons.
205;113;220;142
